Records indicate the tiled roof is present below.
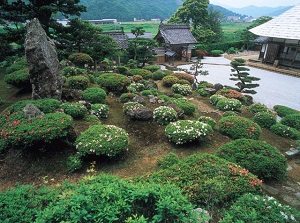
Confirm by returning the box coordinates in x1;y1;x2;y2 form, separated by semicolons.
251;36;271;44
250;4;300;40
102;31;128;49
154;24;197;45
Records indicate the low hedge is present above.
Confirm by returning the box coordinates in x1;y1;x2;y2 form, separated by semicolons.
219;116;262;139
216;139;287;180
165;120;213;144
281;113;300;131
270;123;300;140
273;105;300;117
82;87;107;104
96;73;131;93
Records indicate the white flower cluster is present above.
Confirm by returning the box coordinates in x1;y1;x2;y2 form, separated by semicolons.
165;120;212;144
216;98;242;111
153;106;178;125
91;104;109;118
127;83;145;93
171;84;193;96
123;102;144;115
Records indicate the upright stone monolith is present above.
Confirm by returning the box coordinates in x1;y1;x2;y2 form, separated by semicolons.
25;18;63;100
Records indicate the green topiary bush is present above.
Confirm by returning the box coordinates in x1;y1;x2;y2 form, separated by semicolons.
120;93;138;103
115;65;128;74
82;87;107;104
219;116;262;139
144;154;262;207
75;124;129;157
171;72;195;84
270;123;300;140
216;89;246;103
152;70;165;80
4;68;31;88
281;114;300;131
127;68;153;79
127;83;145;93
197;88;211;97
91;104;109;118
165;120;213;145
61;66;86;78
216;139;287;180
143;65;160;72
273;105;300;117
162;75;180;87
60;102;87;119
210;94;226;105
249;103;269;113
198;116;217;129
68;53;93;68
171;84;193;96
5;58;27;74
220;193;300;223
216;98;242;111
153;106;178;125
123;102;145;115
68;75;89;90
96;73;131;93
141;89;158;96
172;98;196;116
252;111;277;128
1;113;74;150
157;152;179;169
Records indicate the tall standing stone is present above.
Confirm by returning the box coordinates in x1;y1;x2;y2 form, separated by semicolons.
25;18;63;100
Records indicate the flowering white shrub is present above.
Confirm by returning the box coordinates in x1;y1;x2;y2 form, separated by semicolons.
91;104;109;118
153;106;178;125
127;83;145;93
123;102;145;115
165;120;213;144
171;84;193;96
216;98;242;111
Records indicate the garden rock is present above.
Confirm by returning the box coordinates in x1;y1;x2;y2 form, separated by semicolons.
133;96;145;104
204;87;217;95
144;80;158;90
78;100;91;110
214;83;223;91
25;18;63;100
22;104;44;120
165;102;184;118
127;108;153;120
285;148;299;158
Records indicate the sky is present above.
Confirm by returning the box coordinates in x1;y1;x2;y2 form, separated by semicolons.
210;0;300;8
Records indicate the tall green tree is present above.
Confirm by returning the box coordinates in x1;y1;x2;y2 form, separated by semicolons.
230;58;260;94
131;26;145;60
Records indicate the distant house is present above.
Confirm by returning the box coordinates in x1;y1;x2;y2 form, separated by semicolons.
88;19;117;25
154;23;197;63
103;30;128;50
250;4;300;69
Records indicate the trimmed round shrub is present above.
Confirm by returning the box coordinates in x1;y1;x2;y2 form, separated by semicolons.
165;120;213;144
273;105;300;117
152;70;165;80
252;111;277;128
68;75;89;90
123;102;144;115
164;70;173;76
157;152;179;169
4;68;31;88
115;65;128;74
281;113;300;131
5;58;27;74
198;81;214;89
82;87;107;104
270;123;300;140
172;98;196;116
197;88;210;97
145;154;262;206
143;65;160;72
91;104;109;118
211;49;224;56
210;94;226;105
171;72;195;84
127;83;145;93
141;89;158;96
60;102;87;119
132;75;143;83
153;106;178;125
217;89;246;103
219;116;262;139
127;68;153;80
158;94;171;102
119;93;138;103
220;193;300;223
1;113;74;150
171;84;193;96
216;139;287;180
216;98;242;111
4;98;61;114
96;73;131;93
222;111;238;117
249;103;269;113
68;53;93;68
75;124;129;157
198;116;217;129
162;75;180;87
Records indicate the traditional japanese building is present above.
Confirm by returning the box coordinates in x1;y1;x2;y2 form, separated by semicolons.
154;23;197;63
250;4;300;69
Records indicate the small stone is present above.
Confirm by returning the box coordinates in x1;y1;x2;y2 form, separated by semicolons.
287;165;293;171
285;148;299;157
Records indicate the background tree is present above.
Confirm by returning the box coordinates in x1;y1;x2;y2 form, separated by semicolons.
131;26;145;60
230;58;260;94
240;16;272;50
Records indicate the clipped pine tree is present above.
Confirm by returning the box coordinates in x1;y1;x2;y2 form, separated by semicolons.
230;58;260;94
